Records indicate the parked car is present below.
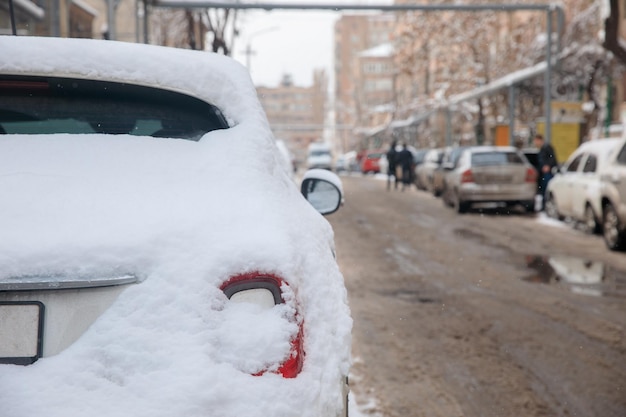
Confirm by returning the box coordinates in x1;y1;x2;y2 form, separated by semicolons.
521;147;541;194
432;146;470;197
361;149;386;174
334;150;359;173
598;137;626;250
306;142;334;170
0;36;351;417
412;149;429;189
545;138;621;234
442;146;538;213
415;148;445;192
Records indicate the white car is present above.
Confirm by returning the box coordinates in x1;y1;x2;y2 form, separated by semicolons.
275;139;296;179
545;138;621;234
0;36;351;417
598;137;626;250
306;142;333;170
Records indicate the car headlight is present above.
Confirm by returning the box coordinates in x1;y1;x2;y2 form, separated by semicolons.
219;273;303;378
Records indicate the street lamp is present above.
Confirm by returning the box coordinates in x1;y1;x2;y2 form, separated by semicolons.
241;26;278;75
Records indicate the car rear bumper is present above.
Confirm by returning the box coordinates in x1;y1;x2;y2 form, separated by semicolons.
459;183;536;202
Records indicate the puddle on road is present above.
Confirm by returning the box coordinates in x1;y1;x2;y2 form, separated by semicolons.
377;289;440;304
523;254;626;298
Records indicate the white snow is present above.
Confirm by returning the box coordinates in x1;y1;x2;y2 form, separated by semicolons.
0;37;351;417
358;42;394;58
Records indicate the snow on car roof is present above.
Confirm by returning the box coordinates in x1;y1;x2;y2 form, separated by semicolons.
575;137;622;161
0;37;351;417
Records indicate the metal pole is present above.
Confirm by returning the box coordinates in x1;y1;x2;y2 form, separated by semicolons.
544;8;552;143
143;1;149;43
51;0;60;36
135;0;140;43
8;0;17;35
509;84;516;146
242;27;279;74
155;1;556;12
107;0;116;40
446;109;452;146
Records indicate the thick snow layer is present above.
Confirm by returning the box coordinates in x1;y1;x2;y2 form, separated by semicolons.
0;37;351;417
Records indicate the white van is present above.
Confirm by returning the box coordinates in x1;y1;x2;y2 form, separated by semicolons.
306;142;333;170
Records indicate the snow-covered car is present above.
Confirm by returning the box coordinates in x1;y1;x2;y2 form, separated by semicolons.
545;138;621;234
275;138;296;179
0;36;351;417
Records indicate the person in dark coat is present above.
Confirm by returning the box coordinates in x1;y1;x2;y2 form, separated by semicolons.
386;141;398;191
533;133;557;210
397;143;414;191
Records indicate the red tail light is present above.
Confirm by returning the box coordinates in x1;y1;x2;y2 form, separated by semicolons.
460;169;474;183
525;167;538;183
220;273;303;378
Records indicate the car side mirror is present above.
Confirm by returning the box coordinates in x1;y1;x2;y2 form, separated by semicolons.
301;169;344;216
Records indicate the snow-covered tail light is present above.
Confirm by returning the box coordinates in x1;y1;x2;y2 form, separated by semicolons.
219;273;304;378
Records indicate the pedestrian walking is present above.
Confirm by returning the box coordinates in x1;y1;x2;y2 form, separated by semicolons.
533;133;557;210
397;143;413;191
386;141;399;191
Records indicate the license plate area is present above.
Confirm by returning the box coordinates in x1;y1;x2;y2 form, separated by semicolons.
0;302;44;365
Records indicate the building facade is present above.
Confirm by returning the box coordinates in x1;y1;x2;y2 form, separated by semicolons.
1;0;138;40
256;72;328;165
334;13;396;153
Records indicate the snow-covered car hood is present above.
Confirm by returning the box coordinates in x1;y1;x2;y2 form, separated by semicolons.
0;37;351;417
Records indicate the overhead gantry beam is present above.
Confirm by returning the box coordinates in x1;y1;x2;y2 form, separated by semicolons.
146;1;565;143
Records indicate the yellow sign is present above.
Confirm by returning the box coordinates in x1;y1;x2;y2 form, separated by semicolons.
536;122;580;163
551;101;583;123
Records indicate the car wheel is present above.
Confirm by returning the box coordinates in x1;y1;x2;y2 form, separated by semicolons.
454;191;469;214
603;203;626;250
441;184;449;206
581;204;600;235
522;200;535;213
544;193;562;220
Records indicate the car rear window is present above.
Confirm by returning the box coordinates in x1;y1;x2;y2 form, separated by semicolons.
311;150;331;157
471;151;523;166
0;76;229;141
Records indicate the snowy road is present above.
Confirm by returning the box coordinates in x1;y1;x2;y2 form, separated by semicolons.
331;174;626;417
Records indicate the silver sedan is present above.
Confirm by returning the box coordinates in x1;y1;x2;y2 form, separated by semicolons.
442;146;538;213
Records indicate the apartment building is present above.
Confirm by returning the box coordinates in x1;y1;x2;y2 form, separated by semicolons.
0;1;206;47
334;13;396;152
356;43;396;133
256;72;328;164
1;0;138;40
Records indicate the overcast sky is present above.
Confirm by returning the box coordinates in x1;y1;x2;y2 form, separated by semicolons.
231;0;393;88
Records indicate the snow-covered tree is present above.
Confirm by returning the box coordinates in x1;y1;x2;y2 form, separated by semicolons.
393;0;616;145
